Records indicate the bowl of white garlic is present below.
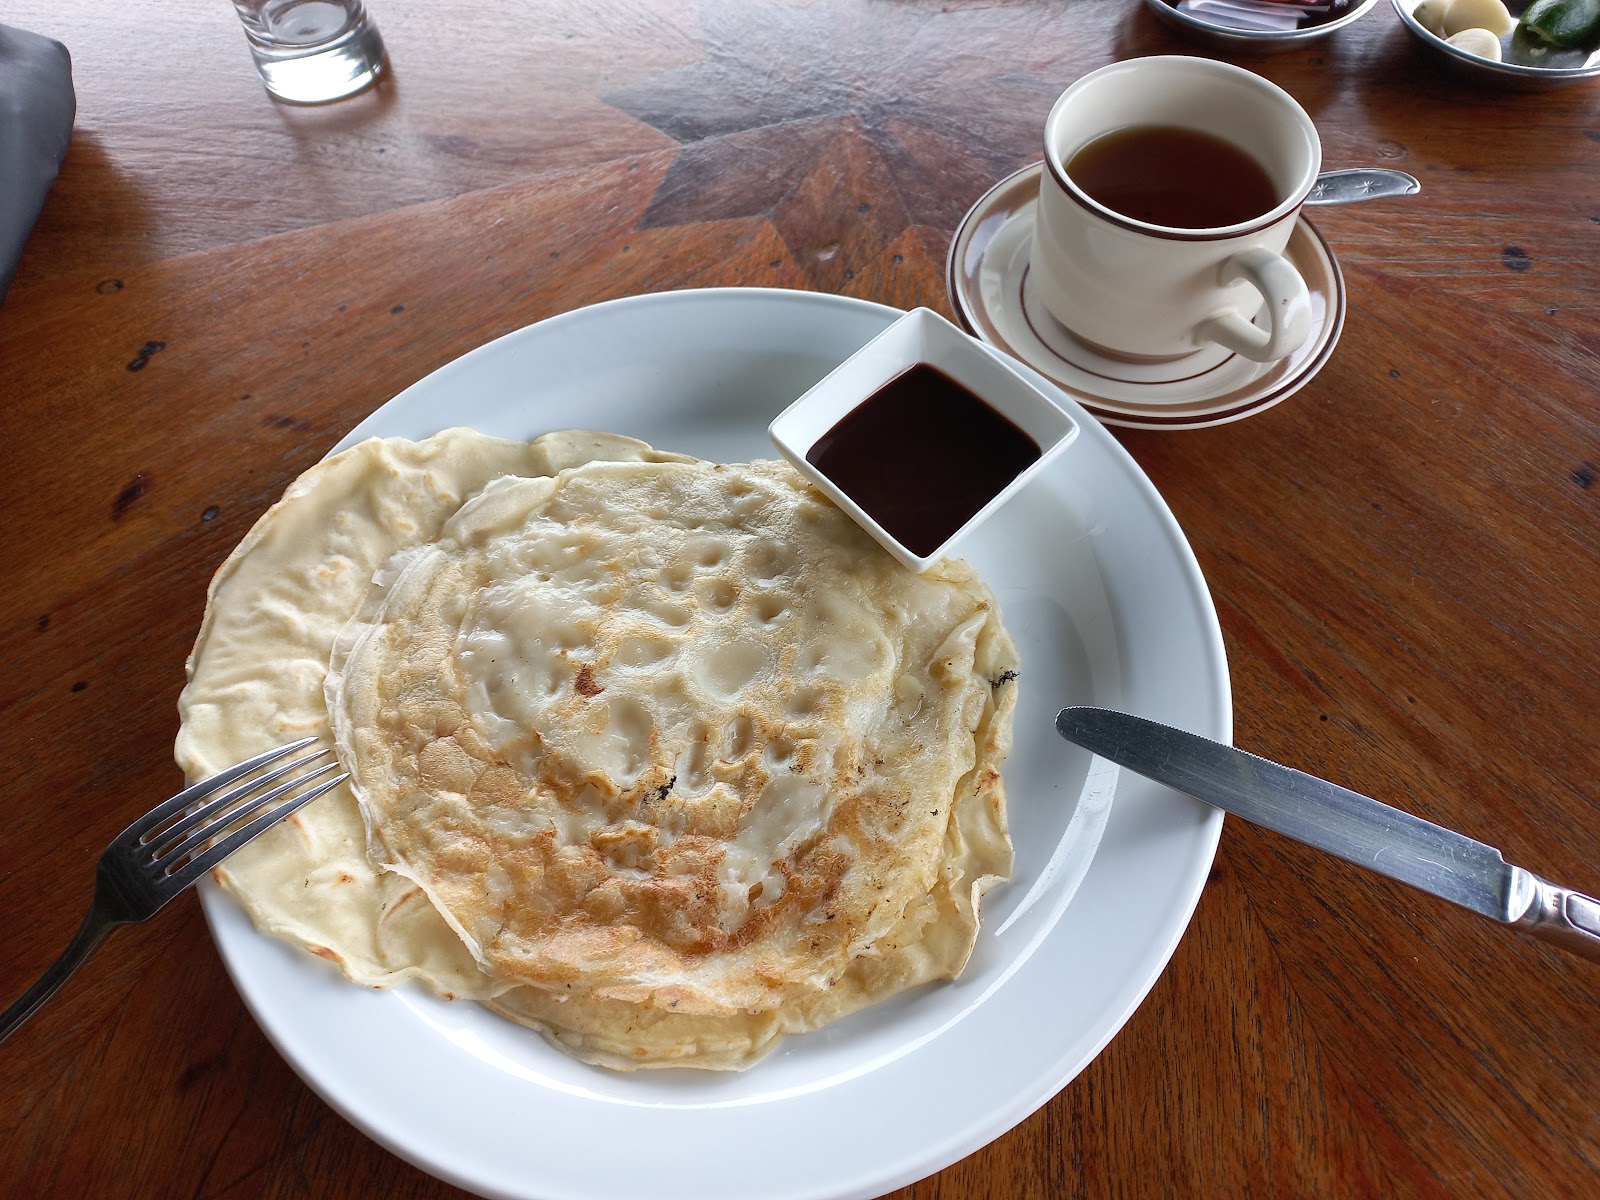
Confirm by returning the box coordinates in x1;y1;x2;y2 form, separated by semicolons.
1392;0;1600;87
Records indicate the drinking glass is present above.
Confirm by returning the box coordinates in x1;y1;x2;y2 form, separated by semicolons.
232;0;386;104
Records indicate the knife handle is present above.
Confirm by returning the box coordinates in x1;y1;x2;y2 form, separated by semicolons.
1512;874;1600;963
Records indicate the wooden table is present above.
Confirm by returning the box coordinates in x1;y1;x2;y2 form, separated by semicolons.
3;2;1597;1196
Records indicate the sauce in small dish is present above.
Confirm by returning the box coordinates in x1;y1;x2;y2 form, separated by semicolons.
806;364;1041;558
770;308;1078;572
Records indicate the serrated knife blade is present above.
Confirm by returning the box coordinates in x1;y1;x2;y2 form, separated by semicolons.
1054;706;1600;962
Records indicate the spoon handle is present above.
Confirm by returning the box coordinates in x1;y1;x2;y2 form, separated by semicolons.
1305;168;1421;206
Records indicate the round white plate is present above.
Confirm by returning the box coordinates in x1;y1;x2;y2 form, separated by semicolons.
199;288;1229;1200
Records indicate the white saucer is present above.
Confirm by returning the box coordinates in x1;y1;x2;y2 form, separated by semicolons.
946;162;1346;430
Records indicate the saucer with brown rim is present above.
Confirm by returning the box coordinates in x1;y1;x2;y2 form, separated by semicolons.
946;162;1346;430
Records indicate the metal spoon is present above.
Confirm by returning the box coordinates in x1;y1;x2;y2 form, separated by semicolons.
1305;168;1421;206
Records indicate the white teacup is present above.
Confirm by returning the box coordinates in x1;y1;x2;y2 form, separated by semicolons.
1032;56;1321;363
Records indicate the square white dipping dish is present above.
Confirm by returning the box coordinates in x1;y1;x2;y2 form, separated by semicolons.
768;306;1080;572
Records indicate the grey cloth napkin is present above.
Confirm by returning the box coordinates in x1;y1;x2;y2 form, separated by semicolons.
0;24;74;303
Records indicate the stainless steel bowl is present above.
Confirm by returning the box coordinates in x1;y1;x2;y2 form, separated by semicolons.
1141;0;1382;53
1390;0;1600;89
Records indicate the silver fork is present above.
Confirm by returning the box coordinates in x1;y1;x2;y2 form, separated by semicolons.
0;737;348;1044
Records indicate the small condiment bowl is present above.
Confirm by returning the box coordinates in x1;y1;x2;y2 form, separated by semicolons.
1143;0;1382;53
768;307;1079;573
1390;0;1600;90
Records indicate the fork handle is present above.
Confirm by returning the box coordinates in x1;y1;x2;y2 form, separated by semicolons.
0;902;119;1045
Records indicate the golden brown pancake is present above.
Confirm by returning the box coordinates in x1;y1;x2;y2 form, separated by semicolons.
180;430;1016;1069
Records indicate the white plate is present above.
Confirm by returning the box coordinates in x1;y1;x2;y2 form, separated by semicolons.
198;288;1229;1200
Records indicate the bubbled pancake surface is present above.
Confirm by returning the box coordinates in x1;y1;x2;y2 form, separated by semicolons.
177;430;694;995
181;430;1017;1070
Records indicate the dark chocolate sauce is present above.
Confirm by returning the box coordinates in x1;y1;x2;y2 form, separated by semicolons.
806;364;1040;558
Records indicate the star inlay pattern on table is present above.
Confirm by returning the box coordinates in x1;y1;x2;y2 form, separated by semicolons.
604;0;1082;287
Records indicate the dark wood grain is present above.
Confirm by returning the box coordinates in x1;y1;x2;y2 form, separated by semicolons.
2;1;1597;1197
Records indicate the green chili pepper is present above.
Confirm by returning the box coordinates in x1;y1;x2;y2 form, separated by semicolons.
1520;0;1600;47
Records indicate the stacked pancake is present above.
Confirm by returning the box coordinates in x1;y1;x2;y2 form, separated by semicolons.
177;429;1017;1069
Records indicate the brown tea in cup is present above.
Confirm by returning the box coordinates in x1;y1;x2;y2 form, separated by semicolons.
1065;125;1279;230
1033;57;1321;362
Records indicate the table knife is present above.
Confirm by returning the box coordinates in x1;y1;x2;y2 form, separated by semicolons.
1054;706;1600;962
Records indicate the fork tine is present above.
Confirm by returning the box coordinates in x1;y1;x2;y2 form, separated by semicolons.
146;746;335;856
0;740;350;1046
121;736;319;844
165;771;349;888
152;760;343;872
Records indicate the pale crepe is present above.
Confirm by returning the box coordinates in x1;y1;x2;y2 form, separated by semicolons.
178;429;1016;1070
177;429;692;996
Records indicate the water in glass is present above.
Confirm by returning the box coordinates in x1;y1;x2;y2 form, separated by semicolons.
233;0;386;103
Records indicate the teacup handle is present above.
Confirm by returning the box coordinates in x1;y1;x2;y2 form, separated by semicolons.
1196;247;1312;363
